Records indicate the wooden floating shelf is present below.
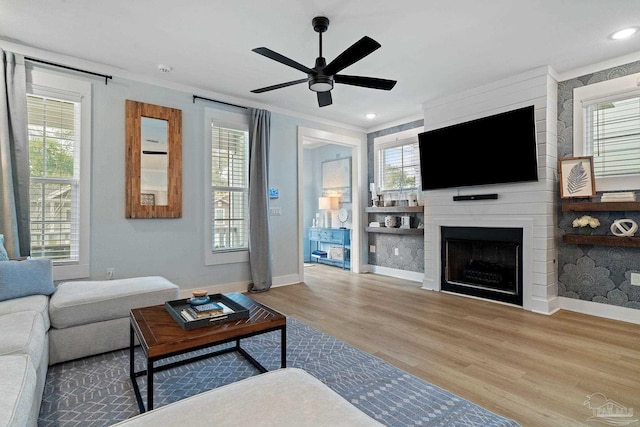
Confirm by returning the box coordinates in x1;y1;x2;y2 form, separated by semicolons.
365;227;424;235
562;234;640;248
365;206;424;213
562;201;640;212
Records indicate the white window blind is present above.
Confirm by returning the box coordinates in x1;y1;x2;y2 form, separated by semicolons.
377;139;421;192
27;94;81;263
584;95;640;178
210;125;249;251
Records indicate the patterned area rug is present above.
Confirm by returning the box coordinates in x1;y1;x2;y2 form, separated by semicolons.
39;317;520;426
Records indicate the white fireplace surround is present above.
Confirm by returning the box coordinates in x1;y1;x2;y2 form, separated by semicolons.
426;217;535;310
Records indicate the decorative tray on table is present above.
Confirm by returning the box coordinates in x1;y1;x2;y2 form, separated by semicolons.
164;293;250;330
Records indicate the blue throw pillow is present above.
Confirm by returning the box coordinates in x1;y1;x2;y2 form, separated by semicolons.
0;234;8;261
0;258;55;302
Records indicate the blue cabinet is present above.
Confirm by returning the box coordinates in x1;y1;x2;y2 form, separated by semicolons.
308;227;350;270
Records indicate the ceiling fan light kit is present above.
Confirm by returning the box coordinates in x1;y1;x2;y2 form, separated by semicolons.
251;16;397;107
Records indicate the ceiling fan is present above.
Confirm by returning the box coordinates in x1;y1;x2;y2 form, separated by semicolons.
250;16;397;107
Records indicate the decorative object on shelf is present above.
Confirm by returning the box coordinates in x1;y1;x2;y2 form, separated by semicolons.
558;156;596;199
329;246;344;260
338;208;349;228
572;215;600;235
400;215;411;229
610;219;638;237
407;193;417;207
369;221;381;227
318;196;339;227
601;192;636;202
384;215;397;228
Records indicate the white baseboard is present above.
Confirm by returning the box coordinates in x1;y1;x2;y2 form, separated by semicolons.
559;297;640;325
272;273;301;287
178;273;301;298
367;265;424;283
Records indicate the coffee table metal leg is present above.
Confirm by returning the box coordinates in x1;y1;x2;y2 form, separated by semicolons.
148;360;154;411
281;325;287;368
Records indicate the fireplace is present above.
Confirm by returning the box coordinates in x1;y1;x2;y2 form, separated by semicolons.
441;226;523;306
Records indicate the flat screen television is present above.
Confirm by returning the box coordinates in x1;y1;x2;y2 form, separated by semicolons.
418;105;538;191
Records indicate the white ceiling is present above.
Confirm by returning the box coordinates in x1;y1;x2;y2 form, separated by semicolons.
2;0;640;131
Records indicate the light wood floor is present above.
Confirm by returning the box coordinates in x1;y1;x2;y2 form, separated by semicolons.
251;264;640;427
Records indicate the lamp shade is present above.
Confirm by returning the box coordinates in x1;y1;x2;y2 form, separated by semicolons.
329;196;340;209
318;197;331;210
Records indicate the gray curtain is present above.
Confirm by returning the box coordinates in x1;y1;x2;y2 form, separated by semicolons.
247;108;272;292
0;49;30;258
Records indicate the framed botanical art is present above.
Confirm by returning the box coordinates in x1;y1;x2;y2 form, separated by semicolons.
558;156;596;199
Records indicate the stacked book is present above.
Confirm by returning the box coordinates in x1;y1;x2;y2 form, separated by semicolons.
368;222;381;227
181;302;229;322
601;192;637;202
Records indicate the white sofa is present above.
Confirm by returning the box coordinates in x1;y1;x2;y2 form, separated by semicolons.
0;259;179;427
0;260;380;426
112;368;383;427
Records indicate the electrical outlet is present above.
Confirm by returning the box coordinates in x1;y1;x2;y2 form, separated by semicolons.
269;207;281;216
369;245;376;253
105;268;115;280
631;272;640;286
394;248;399;256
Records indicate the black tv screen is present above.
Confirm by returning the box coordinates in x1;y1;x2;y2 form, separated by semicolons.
418;105;538;191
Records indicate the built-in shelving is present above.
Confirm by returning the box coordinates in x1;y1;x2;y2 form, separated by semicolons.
562;234;640;248
562;201;640;212
365;227;423;235
561;201;640;247
365;206;424;213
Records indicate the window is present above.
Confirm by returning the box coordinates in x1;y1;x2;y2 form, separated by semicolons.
373;127;423;193
574;72;640;191
204;107;249;265
27;70;91;280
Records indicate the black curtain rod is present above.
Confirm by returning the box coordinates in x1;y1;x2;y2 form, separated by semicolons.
25;57;112;85
192;95;247;110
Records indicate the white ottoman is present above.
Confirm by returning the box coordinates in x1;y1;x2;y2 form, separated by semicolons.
48;276;179;364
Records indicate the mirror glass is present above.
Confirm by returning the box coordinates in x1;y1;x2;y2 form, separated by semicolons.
140;117;168;206
126;100;182;218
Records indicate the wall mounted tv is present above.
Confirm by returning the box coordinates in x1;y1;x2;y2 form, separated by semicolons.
418;105;538;191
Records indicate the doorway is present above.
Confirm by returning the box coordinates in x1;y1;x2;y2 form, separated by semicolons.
297;127;364;281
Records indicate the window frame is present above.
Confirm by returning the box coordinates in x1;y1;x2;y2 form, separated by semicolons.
573;72;640;192
203;107;250;266
27;68;91;280
373;126;423;194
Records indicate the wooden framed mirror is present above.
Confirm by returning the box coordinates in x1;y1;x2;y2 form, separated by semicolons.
125;100;182;218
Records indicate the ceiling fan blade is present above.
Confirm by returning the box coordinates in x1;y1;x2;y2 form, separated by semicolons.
252;47;316;75
323;36;381;76
251;79;308;93
317;91;332;107
334;74;397;90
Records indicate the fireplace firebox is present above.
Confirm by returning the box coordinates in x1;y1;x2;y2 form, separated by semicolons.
441;226;523;306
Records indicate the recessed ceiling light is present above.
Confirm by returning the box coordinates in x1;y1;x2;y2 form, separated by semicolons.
610;27;639;40
365;113;377;120
157;64;172;73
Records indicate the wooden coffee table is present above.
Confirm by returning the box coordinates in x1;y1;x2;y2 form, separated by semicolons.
129;292;286;412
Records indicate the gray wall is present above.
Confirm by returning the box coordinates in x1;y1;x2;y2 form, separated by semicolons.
557;60;640;310
366;119;425;272
87;75;362;291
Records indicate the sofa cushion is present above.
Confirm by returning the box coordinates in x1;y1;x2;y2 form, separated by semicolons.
0;234;8;261
0;311;47;369
0;259;55;302
0;295;50;330
0;355;37;427
110;368;383;427
49;276;179;329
